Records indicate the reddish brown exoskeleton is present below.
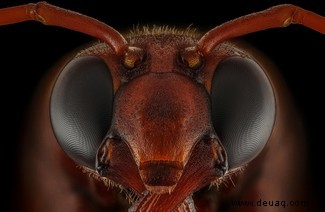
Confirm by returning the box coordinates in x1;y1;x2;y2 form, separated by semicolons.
1;2;324;211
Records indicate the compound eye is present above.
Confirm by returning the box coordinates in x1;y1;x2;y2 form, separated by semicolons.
210;56;275;169
50;56;114;169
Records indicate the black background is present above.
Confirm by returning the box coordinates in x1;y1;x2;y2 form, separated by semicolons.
1;0;324;211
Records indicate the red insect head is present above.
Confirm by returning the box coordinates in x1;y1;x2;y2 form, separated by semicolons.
1;2;324;211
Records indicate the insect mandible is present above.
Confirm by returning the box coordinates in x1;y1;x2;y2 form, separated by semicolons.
1;2;324;211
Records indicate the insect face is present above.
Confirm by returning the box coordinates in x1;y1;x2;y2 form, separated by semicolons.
96;33;228;195
50;30;273;210
1;2;323;211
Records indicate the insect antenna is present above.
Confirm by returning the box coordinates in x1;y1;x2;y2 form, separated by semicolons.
0;2;128;55
198;4;325;55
